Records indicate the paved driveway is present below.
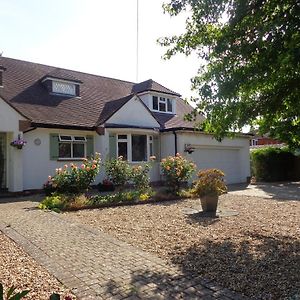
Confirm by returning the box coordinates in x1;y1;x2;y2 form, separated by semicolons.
0;197;246;300
228;182;300;200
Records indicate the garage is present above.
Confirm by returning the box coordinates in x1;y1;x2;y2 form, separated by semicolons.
189;146;242;184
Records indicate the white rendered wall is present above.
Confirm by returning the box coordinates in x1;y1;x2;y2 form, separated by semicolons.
107;96;160;128
177;132;250;183
23;128;97;190
0;98;26;191
160;131;250;184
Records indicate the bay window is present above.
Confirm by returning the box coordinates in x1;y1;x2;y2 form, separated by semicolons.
117;134;154;162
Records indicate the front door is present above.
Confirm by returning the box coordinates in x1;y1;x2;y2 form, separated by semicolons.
0;133;7;189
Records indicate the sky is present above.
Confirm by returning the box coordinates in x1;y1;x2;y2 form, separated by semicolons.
0;0;200;99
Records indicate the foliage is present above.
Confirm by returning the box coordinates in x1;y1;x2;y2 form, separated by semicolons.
160;153;196;194
160;0;300;148
97;179;115;192
45;153;101;194
130;157;156;192
89;190;153;206
38;194;66;211
193;169;227;197
0;283;30;300
105;156;131;188
251;147;296;181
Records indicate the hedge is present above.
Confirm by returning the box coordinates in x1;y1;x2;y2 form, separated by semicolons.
250;147;298;182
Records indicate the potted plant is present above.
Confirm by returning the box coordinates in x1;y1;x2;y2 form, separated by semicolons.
98;178;115;192
10;135;27;149
193;169;227;214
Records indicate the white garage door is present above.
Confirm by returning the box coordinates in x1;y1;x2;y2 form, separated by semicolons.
190;148;241;184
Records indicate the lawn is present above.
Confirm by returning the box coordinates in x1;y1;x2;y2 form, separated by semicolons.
64;194;300;299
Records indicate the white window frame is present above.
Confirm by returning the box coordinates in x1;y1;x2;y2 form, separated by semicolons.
58;135;87;159
116;133;153;162
151;95;174;114
52;79;76;96
251;139;258;146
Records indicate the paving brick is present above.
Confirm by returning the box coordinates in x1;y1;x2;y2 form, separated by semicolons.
0;199;249;300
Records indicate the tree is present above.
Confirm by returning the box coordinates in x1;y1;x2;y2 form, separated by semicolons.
160;0;300;148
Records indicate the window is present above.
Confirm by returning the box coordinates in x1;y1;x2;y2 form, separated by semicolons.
250;139;258;146
152;96;173;113
58;135;86;158
132;135;147;161
52;81;76;96
116;134;154;162
117;134;128;160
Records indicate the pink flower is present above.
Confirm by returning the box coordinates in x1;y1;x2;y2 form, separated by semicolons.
81;164;85;169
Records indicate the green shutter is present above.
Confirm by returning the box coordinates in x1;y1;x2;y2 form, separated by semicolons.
109;134;116;159
153;135;160;162
50;134;59;160
86;135;94;158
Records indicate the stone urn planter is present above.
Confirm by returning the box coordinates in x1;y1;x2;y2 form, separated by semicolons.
200;194;219;214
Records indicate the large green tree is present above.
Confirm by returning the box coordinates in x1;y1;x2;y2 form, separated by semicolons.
160;0;300;148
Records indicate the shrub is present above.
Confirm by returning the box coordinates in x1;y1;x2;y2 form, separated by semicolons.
161;153;196;194
45;153;101;194
251;147;295;181
0;283;30;300
105;156;131;188
130;157;155;192
193;169;227;197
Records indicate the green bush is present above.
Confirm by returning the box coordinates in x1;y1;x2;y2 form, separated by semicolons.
251;147;296;181
161;153;196;194
44;153;101;195
130;157;156;192
105;156;131;188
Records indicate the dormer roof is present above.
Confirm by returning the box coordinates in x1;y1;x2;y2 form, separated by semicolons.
42;68;83;84
132;79;181;97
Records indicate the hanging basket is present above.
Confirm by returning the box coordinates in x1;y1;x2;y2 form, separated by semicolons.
10;135;27;149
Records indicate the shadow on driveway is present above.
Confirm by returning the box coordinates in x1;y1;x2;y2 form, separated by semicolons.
228;182;300;201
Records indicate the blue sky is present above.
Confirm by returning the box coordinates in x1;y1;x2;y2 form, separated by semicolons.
0;0;199;98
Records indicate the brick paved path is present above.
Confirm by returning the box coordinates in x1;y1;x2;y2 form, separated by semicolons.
0;198;247;300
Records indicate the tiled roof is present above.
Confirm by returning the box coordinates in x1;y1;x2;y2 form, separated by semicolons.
43;68;83;83
132;79;181;97
0;57;201;130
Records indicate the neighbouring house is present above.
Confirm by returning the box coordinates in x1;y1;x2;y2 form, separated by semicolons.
0;57;250;192
250;135;283;147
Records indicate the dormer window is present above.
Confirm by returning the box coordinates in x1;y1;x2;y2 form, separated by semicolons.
52;80;76;96
152;96;174;114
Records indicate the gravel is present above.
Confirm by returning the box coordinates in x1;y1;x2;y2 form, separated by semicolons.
64;194;300;300
0;232;75;300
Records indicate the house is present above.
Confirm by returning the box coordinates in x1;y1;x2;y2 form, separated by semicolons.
250;135;283;147
0;57;250;192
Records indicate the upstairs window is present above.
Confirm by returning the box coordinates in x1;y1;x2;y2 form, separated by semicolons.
152;96;174;113
52;81;76;96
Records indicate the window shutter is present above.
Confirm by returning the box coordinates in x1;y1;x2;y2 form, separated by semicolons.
153;135;160;162
86;135;94;158
49;134;59;161
109;134;116;159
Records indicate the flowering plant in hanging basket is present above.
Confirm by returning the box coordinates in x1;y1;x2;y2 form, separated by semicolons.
10;137;27;149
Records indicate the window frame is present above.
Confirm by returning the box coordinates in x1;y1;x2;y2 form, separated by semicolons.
58;135;87;159
116;133;154;163
151;95;174;114
52;79;77;96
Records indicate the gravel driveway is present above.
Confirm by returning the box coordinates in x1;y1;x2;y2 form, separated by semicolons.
64;193;300;299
